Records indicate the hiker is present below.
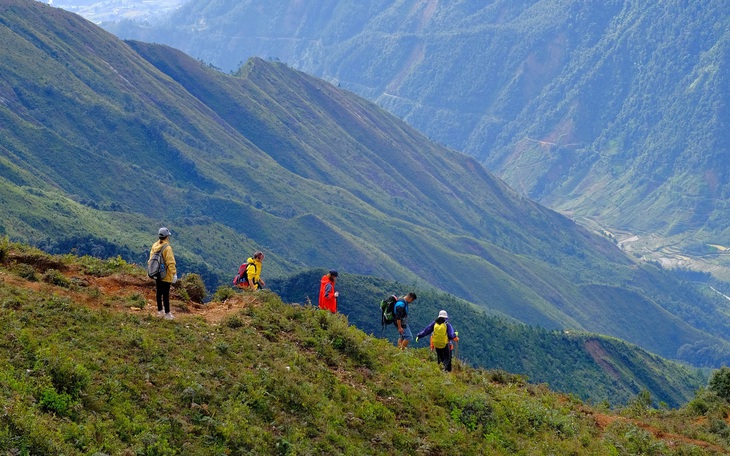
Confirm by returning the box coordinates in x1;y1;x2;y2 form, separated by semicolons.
318;270;339;313
234;251;265;290
395;292;417;349
416;310;458;372
148;227;177;320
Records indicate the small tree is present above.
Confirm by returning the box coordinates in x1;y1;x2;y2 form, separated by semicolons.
708;366;730;402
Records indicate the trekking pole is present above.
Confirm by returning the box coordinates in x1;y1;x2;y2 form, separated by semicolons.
453;333;460;371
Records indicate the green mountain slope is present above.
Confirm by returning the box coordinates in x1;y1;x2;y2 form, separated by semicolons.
2;0;730;368
269;269;708;408
108;0;730;262
0;243;726;455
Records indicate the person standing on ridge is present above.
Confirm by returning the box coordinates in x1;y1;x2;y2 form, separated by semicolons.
318;270;339;313
395;292;417;349
416;310;458;372
149;227;177;320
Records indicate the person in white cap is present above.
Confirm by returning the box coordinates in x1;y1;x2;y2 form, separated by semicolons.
415;310;458;372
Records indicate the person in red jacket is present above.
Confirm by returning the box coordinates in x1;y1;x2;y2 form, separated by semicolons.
318;270;339;313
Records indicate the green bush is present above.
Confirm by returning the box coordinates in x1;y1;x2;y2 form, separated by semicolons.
39;387;74;417
125;292;146;309
33;350;90;403
42;269;71;288
80;255;135;277
225;315;244;329
708;366;730;402
213;285;236;302
179;273;206;303
12;263;37;281
0;236;9;263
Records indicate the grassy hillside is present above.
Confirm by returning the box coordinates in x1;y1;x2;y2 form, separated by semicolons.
109;0;730;269
269;269;708;408
3;0;730;369
2;241;730;455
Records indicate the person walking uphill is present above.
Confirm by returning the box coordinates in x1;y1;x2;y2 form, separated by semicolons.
416;310;458;372
318;270;339;313
148;227;177;320
395;292;417;350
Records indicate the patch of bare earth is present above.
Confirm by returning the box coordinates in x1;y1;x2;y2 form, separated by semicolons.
583;408;729;454
0;255;259;323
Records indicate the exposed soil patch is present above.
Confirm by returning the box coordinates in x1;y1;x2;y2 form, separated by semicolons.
584;338;621;380
586;408;729;454
0;260;258;323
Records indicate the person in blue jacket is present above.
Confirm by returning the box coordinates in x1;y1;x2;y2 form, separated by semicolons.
394;292;417;349
416;310;458;372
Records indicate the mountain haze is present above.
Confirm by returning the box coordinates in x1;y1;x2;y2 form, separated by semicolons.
107;0;730;271
3;0;730;368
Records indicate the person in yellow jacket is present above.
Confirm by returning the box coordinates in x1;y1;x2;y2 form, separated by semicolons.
416;310;458;372
242;251;265;290
149;227;177;320
233;252;265;289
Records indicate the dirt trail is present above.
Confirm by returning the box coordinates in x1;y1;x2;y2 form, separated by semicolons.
0;254;256;324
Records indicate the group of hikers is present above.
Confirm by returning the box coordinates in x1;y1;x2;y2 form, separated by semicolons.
148;228;458;372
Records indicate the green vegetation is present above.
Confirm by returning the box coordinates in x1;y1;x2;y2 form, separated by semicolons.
1;243;729;455
270;269;708;408
3;0;730;374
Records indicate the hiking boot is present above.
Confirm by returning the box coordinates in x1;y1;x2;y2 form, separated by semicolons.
164;312;174;320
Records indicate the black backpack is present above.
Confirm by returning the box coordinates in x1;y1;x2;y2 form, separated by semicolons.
380;295;398;329
147;244;169;280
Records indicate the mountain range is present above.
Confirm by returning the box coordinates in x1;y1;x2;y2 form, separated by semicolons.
3;0;730;375
106;0;730;276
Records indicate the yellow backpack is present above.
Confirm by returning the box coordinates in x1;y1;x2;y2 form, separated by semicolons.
432;322;448;349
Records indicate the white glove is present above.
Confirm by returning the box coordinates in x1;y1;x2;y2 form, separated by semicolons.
334;291;340;298
173;274;178;284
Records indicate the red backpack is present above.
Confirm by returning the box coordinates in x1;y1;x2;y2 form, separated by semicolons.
232;262;256;287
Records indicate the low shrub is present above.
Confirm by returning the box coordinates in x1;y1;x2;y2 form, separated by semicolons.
42;269;70;288
80;255;135;277
708;366;730;402
213;286;236;302
12;263;37;281
0;236;8;263
125;293;146;309
179;273;206;303
38;387;74;417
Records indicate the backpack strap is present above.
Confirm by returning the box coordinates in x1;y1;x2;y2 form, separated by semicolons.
158;244;170;263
